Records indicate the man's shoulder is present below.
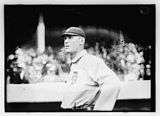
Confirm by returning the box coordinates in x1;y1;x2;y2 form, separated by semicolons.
84;53;103;63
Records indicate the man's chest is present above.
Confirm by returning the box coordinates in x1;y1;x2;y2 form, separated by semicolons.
69;63;89;85
68;55;99;85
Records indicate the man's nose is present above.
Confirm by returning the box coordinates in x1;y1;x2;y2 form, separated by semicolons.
64;37;69;43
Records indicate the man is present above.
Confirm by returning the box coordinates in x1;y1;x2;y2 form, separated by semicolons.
60;27;121;111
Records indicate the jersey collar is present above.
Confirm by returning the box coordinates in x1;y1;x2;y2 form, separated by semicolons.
71;50;87;64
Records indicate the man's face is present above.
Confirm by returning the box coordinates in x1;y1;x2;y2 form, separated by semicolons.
64;35;82;53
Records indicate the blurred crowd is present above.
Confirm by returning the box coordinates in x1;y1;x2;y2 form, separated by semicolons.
6;28;152;83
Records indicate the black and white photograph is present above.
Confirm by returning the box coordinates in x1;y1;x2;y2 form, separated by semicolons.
4;4;155;112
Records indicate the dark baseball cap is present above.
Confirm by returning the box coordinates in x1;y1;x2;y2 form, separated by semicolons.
62;27;86;38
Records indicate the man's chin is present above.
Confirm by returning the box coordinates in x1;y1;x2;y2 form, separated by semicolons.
65;50;71;54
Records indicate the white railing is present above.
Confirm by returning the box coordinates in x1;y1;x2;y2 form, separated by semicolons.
7;80;151;103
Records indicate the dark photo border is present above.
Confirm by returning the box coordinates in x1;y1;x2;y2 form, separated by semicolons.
4;4;156;112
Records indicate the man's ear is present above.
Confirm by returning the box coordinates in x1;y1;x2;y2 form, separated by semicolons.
80;37;85;45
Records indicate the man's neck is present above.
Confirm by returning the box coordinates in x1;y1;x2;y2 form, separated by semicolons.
70;52;76;60
70;49;84;60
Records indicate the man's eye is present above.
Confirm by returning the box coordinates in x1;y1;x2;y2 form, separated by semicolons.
65;36;72;39
63;37;68;40
68;36;72;39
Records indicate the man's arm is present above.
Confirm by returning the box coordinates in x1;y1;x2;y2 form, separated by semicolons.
93;58;121;111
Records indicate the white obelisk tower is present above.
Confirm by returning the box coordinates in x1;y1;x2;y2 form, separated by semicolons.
37;15;45;54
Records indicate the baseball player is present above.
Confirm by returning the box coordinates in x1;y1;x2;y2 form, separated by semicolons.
60;27;121;111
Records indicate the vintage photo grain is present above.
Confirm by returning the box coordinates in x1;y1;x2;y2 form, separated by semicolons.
4;4;155;112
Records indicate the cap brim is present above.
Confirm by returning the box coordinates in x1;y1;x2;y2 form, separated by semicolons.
62;32;79;37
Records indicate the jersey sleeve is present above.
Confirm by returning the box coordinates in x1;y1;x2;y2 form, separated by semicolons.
95;58;119;85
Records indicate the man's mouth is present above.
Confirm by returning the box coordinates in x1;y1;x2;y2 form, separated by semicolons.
65;45;69;49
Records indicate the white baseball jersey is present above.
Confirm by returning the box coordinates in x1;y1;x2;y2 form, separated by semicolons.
61;50;121;110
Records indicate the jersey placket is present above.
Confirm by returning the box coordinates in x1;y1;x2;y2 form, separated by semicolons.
69;56;83;85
